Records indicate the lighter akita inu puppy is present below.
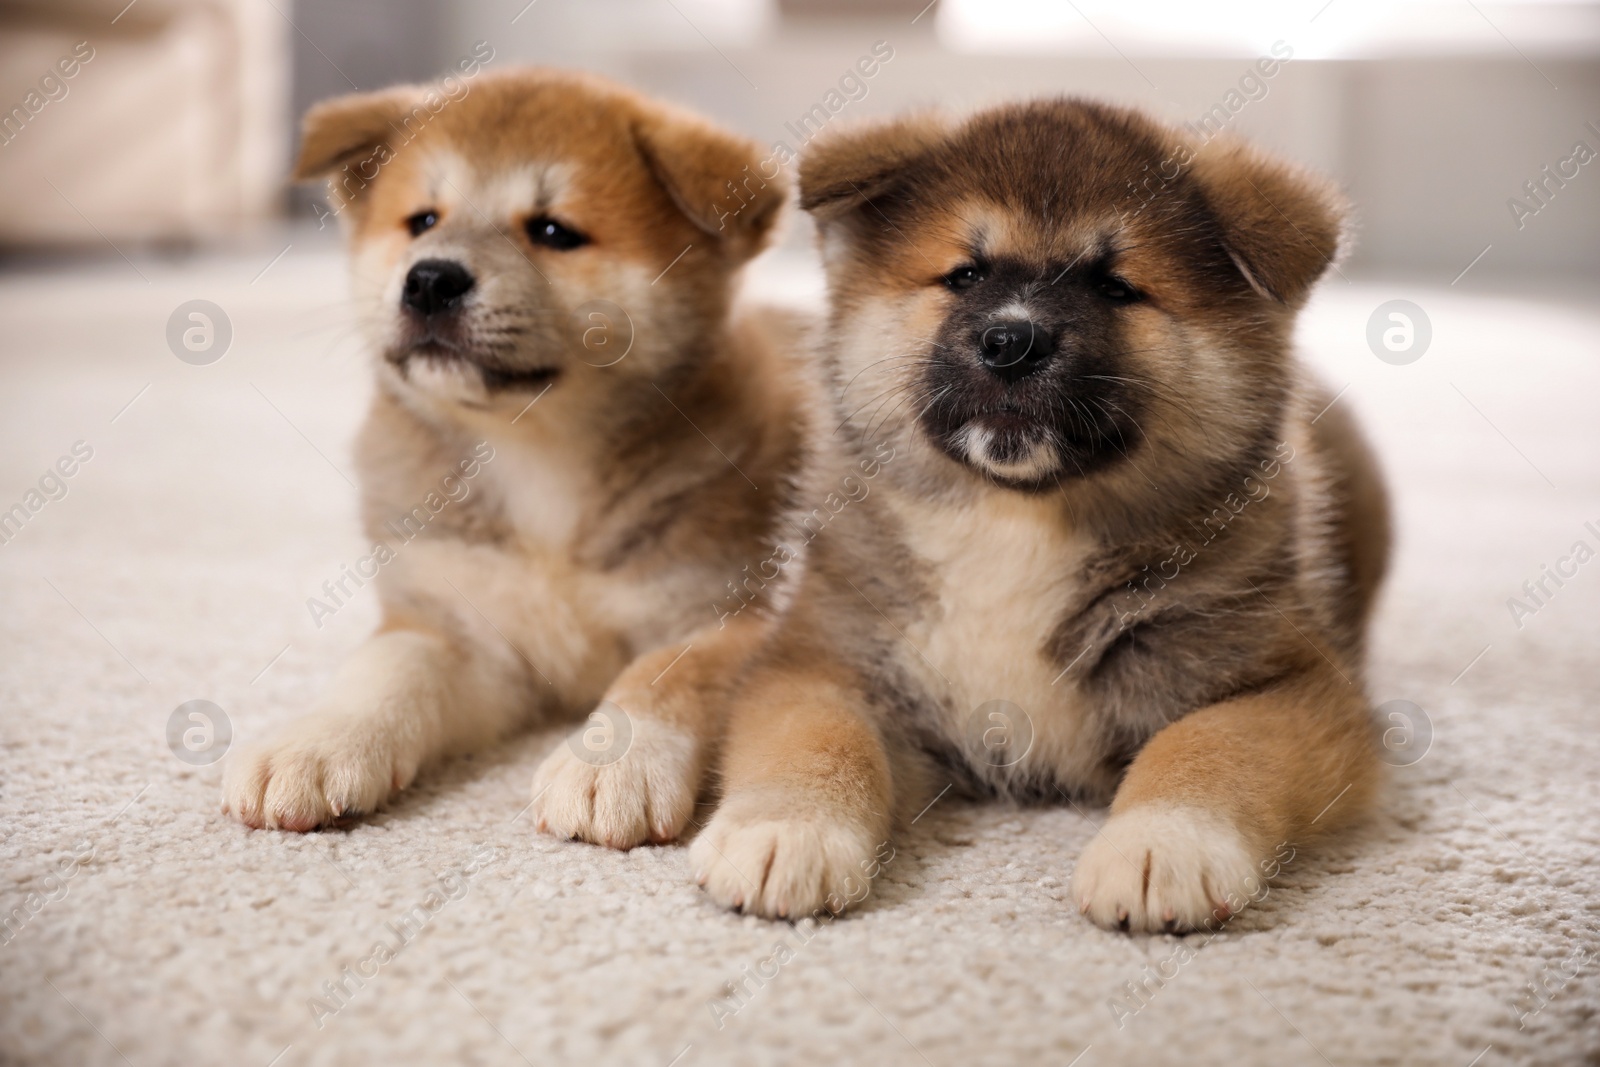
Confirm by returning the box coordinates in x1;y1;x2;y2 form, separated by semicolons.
222;69;804;840
687;100;1391;931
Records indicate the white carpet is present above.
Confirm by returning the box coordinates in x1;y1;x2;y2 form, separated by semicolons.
2;233;1597;1067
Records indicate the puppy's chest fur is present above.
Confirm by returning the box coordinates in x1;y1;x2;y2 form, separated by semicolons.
496;434;729;617
363;413;738;715
888;491;1116;797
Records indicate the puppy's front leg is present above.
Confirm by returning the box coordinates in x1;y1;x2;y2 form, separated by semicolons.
223;625;525;830
690;661;893;919
531;614;767;849
1071;661;1380;932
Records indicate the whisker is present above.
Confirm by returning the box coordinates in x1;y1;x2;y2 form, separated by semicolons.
837;353;938;399
835;380;912;436
1090;397;1160;491
858;380;923;442
865;380;934;443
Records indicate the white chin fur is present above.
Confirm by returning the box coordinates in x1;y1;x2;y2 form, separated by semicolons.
396;357;491;405
961;425;1061;482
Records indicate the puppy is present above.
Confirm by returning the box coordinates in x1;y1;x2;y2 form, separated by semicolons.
222;68;805;843
689;99;1391;931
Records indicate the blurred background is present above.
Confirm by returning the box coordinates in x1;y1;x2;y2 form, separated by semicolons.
2;0;1597;274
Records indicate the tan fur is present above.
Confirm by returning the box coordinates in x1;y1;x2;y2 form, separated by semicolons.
694;655;895;918
693;98;1391;932
222;68;806;840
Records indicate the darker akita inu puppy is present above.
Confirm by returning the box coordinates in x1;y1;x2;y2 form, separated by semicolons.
690;99;1390;931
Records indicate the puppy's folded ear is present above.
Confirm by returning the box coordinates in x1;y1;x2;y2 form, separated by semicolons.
292;87;417;183
1189;137;1347;306
632;107;788;261
798;113;948;223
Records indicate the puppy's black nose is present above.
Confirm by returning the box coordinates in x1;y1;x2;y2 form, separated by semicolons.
978;320;1053;381
402;259;475;316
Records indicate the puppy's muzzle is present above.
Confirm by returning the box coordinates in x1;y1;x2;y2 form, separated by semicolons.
978;319;1054;383
402;258;476;317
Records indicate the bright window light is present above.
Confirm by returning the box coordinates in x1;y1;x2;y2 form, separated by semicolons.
937;0;1600;58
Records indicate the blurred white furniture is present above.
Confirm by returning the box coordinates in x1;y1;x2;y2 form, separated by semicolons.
0;0;289;246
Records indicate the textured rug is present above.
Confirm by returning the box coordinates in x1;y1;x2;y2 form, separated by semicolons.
2;235;1597;1067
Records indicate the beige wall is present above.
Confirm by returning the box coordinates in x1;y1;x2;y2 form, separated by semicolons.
434;4;1600;276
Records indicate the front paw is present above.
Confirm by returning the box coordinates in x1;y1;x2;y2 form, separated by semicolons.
689;793;885;920
221;719;417;831
1071;806;1264;933
530;713;699;849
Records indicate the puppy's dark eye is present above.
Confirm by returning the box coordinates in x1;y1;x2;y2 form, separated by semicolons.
406;210;439;237
525;216;589;250
942;265;985;291
1096;273;1142;304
